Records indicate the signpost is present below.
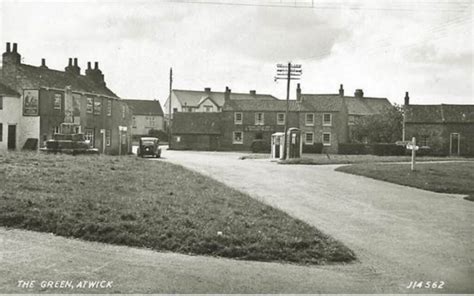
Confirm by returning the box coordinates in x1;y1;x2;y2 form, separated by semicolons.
407;137;417;171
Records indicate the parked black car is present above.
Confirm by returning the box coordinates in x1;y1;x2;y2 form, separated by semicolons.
137;137;161;158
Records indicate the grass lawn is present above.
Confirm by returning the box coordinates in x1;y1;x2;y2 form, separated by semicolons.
0;152;355;265
336;162;474;200
281;154;471;165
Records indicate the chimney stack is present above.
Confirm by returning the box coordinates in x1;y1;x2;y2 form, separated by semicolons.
354;89;364;98
339;84;344;97
296;83;301;101
40;58;48;68
2;42;21;65
224;86;231;101
404;92;410;105
249;90;256;96
85;61;105;87
204;87;211;93
65;58;80;75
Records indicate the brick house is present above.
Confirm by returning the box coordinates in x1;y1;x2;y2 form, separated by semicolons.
404;96;474;156
123;99;164;138
0;42;132;154
170;84;393;153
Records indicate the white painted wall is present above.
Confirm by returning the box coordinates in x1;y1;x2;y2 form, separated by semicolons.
0;95;40;151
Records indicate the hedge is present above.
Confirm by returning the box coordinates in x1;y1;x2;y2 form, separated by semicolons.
251;139;271;153
303;143;323;154
338;143;369;155
372;143;406;156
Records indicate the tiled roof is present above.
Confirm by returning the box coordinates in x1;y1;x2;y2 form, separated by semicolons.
2;63;118;98
173;89;278;107
172;112;221;134
405;104;474;123
345;97;392;115
0;82;19;96
300;94;343;112
223;99;309;112
123;99;164;116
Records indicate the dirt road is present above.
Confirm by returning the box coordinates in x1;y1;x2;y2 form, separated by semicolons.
162;150;474;293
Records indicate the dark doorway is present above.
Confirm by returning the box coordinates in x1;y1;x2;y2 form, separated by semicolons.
450;133;460;156
8;125;16;150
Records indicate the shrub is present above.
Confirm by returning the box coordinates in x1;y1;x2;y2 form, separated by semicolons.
303;143;323;154
148;129;168;142
338;143;368;155
371;143;405;156
250;139;270;153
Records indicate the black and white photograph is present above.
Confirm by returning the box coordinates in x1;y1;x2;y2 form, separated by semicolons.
0;0;473;294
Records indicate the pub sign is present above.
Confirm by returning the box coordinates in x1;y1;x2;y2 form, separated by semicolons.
23;89;39;116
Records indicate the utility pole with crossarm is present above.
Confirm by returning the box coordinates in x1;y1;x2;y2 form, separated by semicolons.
275;63;302;160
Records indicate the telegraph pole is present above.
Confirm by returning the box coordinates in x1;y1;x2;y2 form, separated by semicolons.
168;68;173;146
275;63;302;159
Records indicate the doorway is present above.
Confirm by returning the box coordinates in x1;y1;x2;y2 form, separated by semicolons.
450;133;460;156
8;125;16;150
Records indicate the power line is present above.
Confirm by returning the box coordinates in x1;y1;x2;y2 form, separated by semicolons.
164;0;471;12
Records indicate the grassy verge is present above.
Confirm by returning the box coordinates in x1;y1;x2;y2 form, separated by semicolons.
0;152;355;265
336;162;474;200
280;154;471;165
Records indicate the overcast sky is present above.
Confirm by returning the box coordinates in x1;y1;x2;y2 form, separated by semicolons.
1;0;472;106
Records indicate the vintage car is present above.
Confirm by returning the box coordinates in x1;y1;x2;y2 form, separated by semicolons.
137;137;161;158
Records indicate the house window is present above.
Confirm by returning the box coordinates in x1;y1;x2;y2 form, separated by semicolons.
323;113;332;126
419;135;429;147
122;105;126;119
146;116;156;127
323;132;331;146
86;98;93;114
234;112;243;124
348;115;356;125
53;93;62;110
305;113;314;126
106;130;111;146
305;132;314;145
0;96;3;109
233;131;243;144
277;113;285;125
132;117;137;128
255;112;264;125
84;129;94;146
0;123;2;141
204;105;213;112
106;100;112;116
94;99;102;115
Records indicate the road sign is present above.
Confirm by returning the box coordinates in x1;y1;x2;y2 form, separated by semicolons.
406;144;419;151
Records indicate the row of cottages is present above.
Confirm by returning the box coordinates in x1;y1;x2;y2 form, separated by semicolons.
0;42;133;154
404;95;474;156
122;99;164;140
170;84;392;153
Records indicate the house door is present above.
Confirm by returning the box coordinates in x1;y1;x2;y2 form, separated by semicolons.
209;135;218;151
450;133;460;156
7;125;16;150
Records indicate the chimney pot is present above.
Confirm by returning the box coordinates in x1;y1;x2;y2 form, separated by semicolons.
94;62;99;69
12;43;17;53
41;58;46;67
296;83;302;101
87;62;91;69
68;58;72;66
6;42;11;53
404;91;410;105
74;58;78;66
339;84;344;97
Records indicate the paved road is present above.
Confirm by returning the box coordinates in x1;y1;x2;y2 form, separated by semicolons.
162;150;474;293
